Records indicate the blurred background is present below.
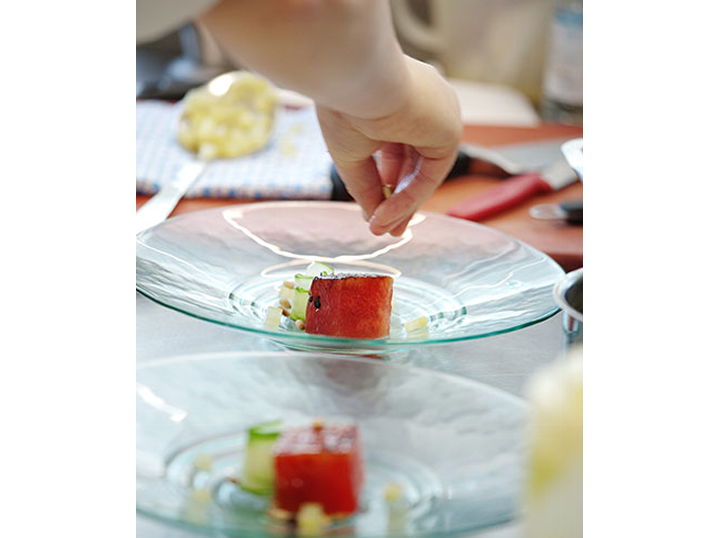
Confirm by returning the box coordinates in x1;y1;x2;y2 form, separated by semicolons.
136;0;583;126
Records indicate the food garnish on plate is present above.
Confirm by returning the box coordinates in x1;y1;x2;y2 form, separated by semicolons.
265;261;396;339
238;419;364;529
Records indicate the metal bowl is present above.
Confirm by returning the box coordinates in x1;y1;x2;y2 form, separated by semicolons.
554;268;583;343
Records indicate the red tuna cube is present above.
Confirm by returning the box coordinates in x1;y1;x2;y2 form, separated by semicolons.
273;423;363;516
305;274;393;339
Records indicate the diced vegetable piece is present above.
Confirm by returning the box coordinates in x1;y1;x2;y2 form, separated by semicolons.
384;482;409;533
305;261;335;277
264;306;283;329
383;483;404;502
249;420;284;438
296;503;331;536
305;275;393;339
294;273;314;290
241;420;283;495
291;287;309;321
273;423;363;516
193;453;213;473
282;263;338;328
279;285;294;301
404;315;428;332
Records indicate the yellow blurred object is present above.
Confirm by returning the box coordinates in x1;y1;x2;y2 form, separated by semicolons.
524;345;582;538
264;306;283;330
296;503;331;536
192;452;213;473
178;71;278;159
383;482;404;502
404;315;428;332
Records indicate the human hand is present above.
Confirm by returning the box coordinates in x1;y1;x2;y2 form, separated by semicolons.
316;57;462;236
197;1;456;235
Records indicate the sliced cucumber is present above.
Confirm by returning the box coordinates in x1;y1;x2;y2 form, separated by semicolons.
305;261;334;277
294;273;314;290
248;419;283;438
285;262;335;326
241;420;282;496
290;287;309;321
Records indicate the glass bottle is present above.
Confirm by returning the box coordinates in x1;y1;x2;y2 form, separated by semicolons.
541;0;583;124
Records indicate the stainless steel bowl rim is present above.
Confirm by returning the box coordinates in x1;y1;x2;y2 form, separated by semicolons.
553;268;583;322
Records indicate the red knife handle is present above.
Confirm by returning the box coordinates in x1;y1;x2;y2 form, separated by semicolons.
446;173;552;221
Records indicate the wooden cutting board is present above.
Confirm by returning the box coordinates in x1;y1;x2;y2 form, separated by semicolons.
421;123;583;271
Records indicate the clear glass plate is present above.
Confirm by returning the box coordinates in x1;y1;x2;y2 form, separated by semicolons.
136;202;563;353
136;351;527;537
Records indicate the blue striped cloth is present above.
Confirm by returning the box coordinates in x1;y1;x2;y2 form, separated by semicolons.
136;101;333;199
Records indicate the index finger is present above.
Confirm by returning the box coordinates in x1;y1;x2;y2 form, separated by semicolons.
333;156;385;221
368;151;456;235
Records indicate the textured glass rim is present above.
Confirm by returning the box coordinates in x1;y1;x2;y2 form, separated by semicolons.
136;202;564;349
136;286;559;349
136;350;527;537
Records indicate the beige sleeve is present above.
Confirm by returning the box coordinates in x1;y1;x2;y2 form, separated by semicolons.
136;0;219;43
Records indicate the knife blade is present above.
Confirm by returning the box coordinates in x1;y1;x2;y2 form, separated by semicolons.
446;158;578;221
135;159;206;234
452;137;575;178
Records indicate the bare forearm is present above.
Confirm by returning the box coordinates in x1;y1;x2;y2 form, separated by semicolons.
199;0;461;237
199;0;410;118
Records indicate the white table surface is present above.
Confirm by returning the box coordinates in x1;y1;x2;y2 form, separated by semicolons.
136;291;570;538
